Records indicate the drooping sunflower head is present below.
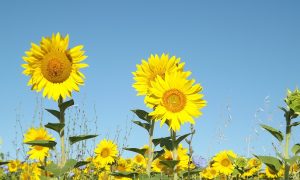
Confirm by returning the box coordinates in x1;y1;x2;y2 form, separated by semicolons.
94;139;118;166
23;127;54;160
132;54;185;96
22;33;88;101
146;71;206;131
212;150;237;176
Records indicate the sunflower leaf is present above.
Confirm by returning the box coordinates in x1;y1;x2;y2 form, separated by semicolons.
152;136;171;147
60;159;77;174
254;155;282;172
45;159;77;177
110;172;139;178
74;161;90;168
69;135;98;145
0;161;9;166
45;109;60;120
159;160;180;169
260;124;284;142
132;121;150;133
59;99;74;112
175;133;192;147
131;109;151;123
123;148;147;156
290;121;300;127
182;168;203;177
24;140;57;149
153;149;165;160
45;123;65;134
292;144;300;155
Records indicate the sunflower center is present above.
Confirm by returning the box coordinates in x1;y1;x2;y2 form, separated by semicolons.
34;145;44;151
163;89;186;112
41;51;72;83
221;159;231;167
101;148;110;158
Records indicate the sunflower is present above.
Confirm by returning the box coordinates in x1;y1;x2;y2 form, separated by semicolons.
160;144;189;172
133;154;147;168
23;127;55;160
201;166;219;179
116;157;132;172
212;150;237;176
132;54;185;96
145;71;206;131
22;33;88;101
8;160;21;172
94;139;118;165
241;157;262;178
265;166;284;179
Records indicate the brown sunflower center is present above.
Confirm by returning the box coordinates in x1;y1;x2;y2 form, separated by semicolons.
101;148;110;158
221;158;231;167
41;51;72;83
163;89;186;112
34;145;44;151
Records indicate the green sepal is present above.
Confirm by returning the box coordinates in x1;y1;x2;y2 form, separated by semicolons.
260;124;284;142
24;140;57;149
69;135;98;145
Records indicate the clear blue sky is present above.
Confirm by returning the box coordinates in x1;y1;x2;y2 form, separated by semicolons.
0;0;299;160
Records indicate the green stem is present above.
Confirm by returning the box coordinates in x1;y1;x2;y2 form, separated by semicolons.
171;130;178;180
58;96;66;167
146;119;155;176
284;113;292;179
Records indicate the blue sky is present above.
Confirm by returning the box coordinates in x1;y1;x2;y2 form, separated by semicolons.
0;0;299;160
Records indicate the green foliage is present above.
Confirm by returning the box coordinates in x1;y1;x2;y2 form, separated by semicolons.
153;149;165;160
123;147;147;156
255;155;282;172
292;144;300;155
132;120;151;133
285;88;300;115
59;99;74;112
74;161;90;168
110;172;139;178
24;140;57;149
175;133;192;147
159;160;180;169
0;161;9;166
152;137;173;151
260;124;284;142
45;123;65;134
131;109;151;123
69;135;98;145
45;159;77;177
45;109;60;120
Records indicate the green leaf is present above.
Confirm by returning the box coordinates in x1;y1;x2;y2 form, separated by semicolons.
292;144;300;155
74;161;90;168
45;159;77;177
45;109;60;120
123;148;147;156
290;121;300;127
254;155;282;172
182;168;202;178
59;99;74;112
159;160;180;169
60;159;77;174
286;156;300;165
260;124;284;142
131;109;151;123
153;149;165;160
0;161;9;166
110;172;139;178
278;106;288;113
132;120;150;133
69;135;98;145
45;163;61;177
152;136;174;150
175;133;192;146
45;123;65;134
24;140;57;149
152;136;171;147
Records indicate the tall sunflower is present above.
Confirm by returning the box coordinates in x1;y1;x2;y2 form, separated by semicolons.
145;71;206;131
22;33;88;101
212;150;237;176
94;139;118;165
23;127;54;160
132;54;185;96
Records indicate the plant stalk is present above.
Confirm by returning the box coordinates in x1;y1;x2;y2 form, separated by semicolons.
284;113;291;179
146;119;155;177
171;130;178;180
58;96;66;167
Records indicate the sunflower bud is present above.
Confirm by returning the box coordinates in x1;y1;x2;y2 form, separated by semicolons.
285;88;300;114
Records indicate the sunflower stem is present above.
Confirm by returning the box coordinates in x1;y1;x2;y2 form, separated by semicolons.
171;130;178;180
284;111;292;180
146;119;155;177
58;96;66;167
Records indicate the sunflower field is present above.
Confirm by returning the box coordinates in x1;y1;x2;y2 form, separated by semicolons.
0;31;299;180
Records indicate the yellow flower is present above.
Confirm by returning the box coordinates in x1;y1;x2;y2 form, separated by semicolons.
20;162;41;180
133;154;147;168
290;163;299;174
94;139;118;165
132;54;185;96
212;150;237;176
242;157;262;178
23;127;54;160
265;166;284;178
22;32;88;101
201;166;219;179
160;144;189;172
8;160;21;172
116;157;132;172
146;71;206;131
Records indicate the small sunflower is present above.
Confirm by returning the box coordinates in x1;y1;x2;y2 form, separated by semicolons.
145;71;206;131
8;160;21;172
265;166;284;179
94;139;118;165
22;33;88;101
212;150;237;176
201;166;219;179
132;54;185;96
23;127;55;160
161;144;189;172
133;154;147;168
116;157;132;172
